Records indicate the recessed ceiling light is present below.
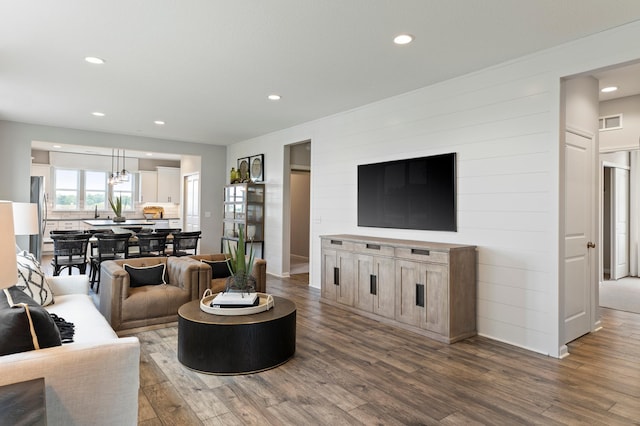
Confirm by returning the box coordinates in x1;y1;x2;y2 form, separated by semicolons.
85;56;105;65
92;112;105;117
52;145;62;149
154;120;165;125
601;86;618;93
268;94;281;101
393;34;414;45
146;153;153;156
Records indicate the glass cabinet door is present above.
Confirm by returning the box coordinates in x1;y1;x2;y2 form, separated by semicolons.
223;183;264;241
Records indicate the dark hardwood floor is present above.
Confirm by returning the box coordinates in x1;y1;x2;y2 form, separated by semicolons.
118;274;640;425
38;256;639;424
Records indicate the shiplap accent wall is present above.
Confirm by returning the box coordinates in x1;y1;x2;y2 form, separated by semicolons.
228;21;640;356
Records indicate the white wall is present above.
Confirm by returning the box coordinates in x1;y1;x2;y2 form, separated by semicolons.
600;94;640;152
228;20;640;357
290;170;310;258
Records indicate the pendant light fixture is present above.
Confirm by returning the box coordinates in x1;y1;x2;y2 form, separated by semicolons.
108;148;129;185
108;148;117;185
119;149;129;182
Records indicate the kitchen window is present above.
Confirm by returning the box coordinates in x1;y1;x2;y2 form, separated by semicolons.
53;168;79;210
112;177;133;211
85;170;108;210
52;167;136;211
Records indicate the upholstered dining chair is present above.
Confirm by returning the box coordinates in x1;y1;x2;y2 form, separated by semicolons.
50;233;91;276
89;232;131;292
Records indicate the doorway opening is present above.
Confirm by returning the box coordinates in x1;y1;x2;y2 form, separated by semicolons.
600;152;640;314
285;141;311;284
593;60;640;316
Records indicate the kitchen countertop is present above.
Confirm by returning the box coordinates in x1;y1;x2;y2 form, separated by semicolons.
83;219;156;226
46;217;179;221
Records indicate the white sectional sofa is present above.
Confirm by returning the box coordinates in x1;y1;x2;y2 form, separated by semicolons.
0;275;140;425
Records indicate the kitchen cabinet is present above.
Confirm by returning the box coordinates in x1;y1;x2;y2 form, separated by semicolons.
156;167;180;203
320;235;476;344
138;171;158;203
320;238;355;306
30;163;51;200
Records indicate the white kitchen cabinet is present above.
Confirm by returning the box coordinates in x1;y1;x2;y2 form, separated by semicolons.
156;167;180;203
139;170;158;203
30;163;51;199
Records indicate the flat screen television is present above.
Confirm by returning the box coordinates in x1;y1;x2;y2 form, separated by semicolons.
357;153;456;232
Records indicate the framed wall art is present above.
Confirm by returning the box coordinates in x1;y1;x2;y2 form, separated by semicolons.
237;157;250;182
250;154;264;182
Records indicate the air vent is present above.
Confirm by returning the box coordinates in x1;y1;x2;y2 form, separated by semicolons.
599;114;623;131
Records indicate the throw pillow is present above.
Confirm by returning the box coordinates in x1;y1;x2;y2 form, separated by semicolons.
16;251;55;306
201;259;232;279
0;286;62;356
124;263;167;288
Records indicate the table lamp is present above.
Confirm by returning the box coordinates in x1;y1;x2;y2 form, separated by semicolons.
0;201;18;290
13;202;39;236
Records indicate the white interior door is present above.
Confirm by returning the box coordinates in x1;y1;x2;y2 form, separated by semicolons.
611;167;629;280
184;173;200;232
563;130;595;344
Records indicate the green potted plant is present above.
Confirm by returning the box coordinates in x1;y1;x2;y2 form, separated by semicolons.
224;224;256;293
109;195;126;222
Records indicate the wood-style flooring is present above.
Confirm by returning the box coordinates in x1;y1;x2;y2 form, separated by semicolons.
118;274;640;425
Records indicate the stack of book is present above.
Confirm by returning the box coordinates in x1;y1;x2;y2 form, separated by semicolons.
210;292;259;308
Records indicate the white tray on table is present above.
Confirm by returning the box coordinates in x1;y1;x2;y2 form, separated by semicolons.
199;289;274;316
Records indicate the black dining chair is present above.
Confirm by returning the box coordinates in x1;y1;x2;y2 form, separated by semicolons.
131;232;169;257
89;232;131;292
168;231;201;256
50;233;91;276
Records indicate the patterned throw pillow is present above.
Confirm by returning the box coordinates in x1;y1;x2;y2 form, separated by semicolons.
16;251;55;306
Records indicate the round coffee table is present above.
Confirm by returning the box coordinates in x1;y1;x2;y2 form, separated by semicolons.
177;296;296;375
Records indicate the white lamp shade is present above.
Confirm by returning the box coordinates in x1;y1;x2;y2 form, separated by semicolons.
0;201;18;290
12;202;39;235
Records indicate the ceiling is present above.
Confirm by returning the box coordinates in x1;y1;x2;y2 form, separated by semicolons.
2;1;640;146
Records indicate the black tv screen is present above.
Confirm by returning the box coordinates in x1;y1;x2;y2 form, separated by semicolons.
358;153;456;231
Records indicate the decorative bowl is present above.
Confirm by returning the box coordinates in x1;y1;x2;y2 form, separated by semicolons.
144;213;155;219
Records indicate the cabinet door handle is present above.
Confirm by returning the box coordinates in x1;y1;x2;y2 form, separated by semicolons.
370;275;377;295
366;244;381;250
416;283;425;307
333;267;340;285
411;248;430;256
330;240;343;245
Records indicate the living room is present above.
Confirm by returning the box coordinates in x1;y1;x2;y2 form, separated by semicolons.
2;2;640;424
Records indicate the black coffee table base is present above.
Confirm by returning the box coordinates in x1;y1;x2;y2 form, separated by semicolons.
177;297;296;375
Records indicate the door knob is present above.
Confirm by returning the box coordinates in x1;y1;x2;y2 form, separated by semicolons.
587;242;596;248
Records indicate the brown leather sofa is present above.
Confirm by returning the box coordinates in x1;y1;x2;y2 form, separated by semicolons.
99;257;201;331
188;254;267;296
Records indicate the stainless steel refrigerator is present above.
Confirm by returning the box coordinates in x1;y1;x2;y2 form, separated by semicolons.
29;176;47;262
